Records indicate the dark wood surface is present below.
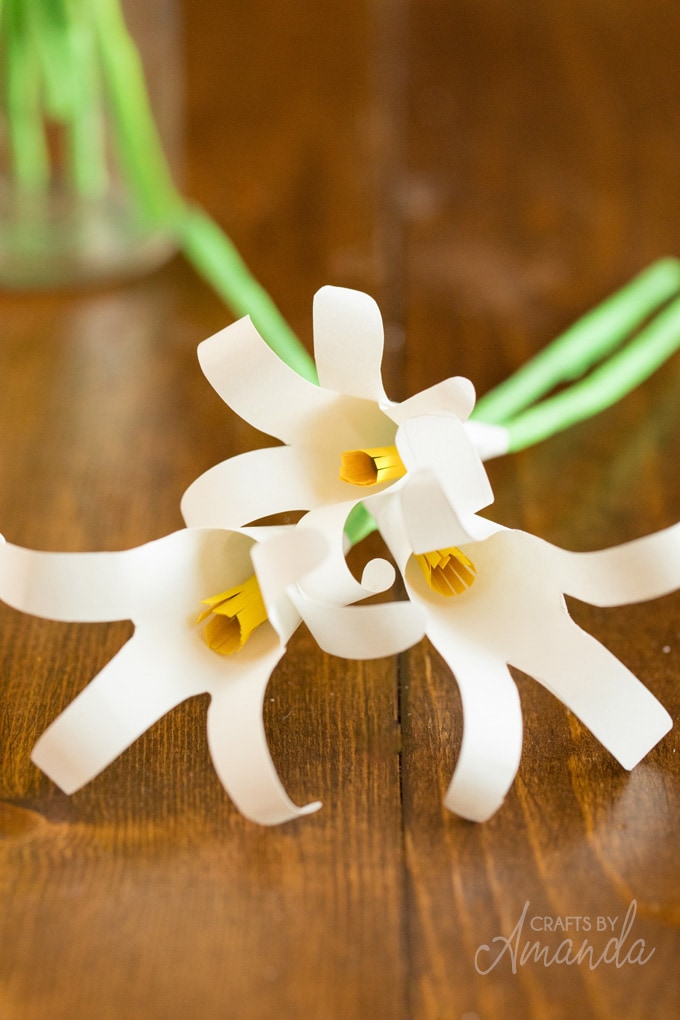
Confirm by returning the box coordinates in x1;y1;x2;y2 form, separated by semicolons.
2;1;680;1017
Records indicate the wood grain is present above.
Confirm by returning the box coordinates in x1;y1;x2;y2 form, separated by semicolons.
1;1;679;1017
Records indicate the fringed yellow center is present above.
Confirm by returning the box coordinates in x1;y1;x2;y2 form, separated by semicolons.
415;546;477;597
339;444;406;486
197;574;268;655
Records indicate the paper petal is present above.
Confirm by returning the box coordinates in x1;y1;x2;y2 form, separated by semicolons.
181;446;360;529
313;286;389;404
206;638;321;825
430;639;523;823
514;610;672;770
293;590;426;659
0;529;255;624
298;502;395;606
396;414;494;521
198;313;393;455
0;541;134;622
392;377;477;424
360;558;396;594
550;521;680;607
251;527;327;643
197;316;330;445
399;469;502;554
31;632;202;793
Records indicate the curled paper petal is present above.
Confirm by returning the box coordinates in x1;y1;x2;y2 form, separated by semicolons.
0;529;255;623
205;633;321;825
313;285;388;403
251;527;327;643
198;315;329;446
396;414;494;522
0;542;143;623
437;645;523;823
400;468;501;555
360;558;396;595
298;502;396;606
31;632;203;793
181;447;346;529
292;590;426;660
394;377;477;424
550;521;680;607
513;607;671;770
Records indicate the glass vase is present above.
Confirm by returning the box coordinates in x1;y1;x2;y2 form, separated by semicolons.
0;0;182;289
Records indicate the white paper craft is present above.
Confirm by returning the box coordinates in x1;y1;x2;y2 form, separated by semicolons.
1;283;677;827
0;526;425;825
180;285;509;531
375;432;676;822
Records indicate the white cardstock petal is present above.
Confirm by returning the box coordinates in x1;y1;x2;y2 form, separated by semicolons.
206;634;321;825
396;414;494;520
181;446;361;529
399;469;503;554
197;316;330;444
0;529;255;624
313;285;388;403
426;632;524;823
251;527;327;643
392;376;477;424
512;605;672;769
547;521;680;607
31;635;204;793
298;502;395;606
292;590;426;659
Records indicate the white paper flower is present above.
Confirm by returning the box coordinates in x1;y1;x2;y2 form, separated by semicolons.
0;526;425;825
180;285;507;532
376;453;676;823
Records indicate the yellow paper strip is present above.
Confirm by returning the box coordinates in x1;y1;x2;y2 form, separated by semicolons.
197;573;268;655
415;547;477;597
339;445;406;486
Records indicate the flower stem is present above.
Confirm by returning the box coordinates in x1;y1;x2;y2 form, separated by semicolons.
502;293;680;452
179;207;318;383
2;0;50;192
90;0;181;226
473;258;680;426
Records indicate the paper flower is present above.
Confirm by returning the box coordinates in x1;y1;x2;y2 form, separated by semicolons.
4;275;679;830
376;451;676;822
0;526;425;825
180;285;508;532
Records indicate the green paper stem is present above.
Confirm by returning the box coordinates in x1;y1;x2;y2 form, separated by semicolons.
3;0;50;192
88;0;319;389
503;294;680;452
344;502;378;545
473;258;680;426
90;0;181;226
62;7;109;198
179;207;318;384
26;0;73;121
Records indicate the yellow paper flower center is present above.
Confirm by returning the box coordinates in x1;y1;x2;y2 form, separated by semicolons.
197;573;268;655
339;445;406;486
415;547;477;597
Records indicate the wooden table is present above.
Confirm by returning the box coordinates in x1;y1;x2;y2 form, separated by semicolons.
2;2;680;1017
